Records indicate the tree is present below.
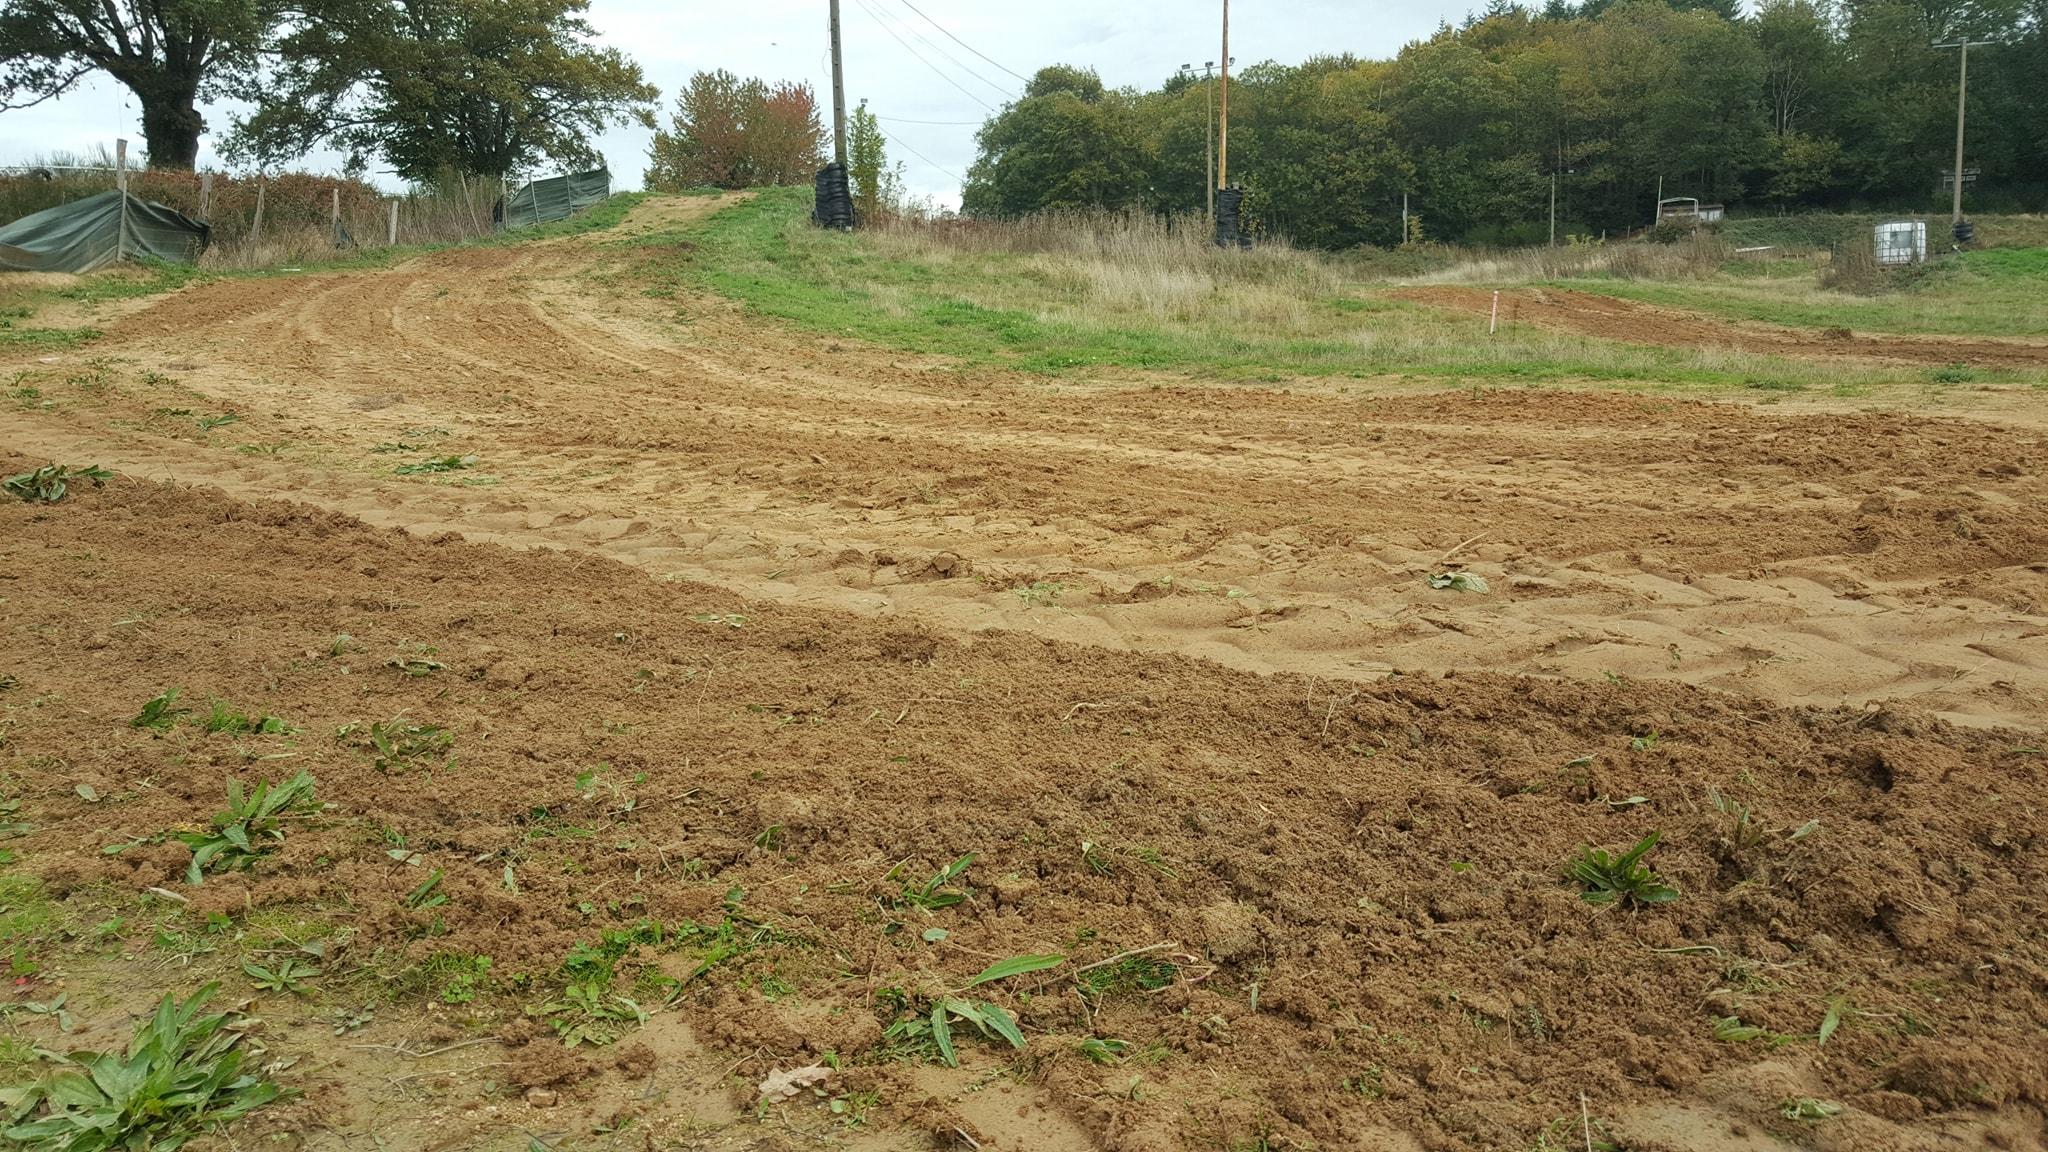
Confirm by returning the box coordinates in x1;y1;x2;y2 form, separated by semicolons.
644;70;824;190
230;0;655;180
847;104;904;220
962;65;1153;217
0;0;279;168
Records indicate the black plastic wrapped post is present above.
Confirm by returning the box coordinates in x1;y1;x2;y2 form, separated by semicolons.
1214;186;1250;249
814;163;856;230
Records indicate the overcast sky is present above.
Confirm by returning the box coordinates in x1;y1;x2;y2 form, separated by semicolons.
0;1;1473;207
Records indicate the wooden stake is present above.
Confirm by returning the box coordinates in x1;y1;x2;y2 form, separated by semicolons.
1489;290;1500;335
331;185;341;246
388;199;399;246
251;180;266;244
199;170;212;222
114;138;128;262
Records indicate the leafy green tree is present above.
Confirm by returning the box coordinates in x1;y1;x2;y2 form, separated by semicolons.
230;0;655;180
0;0;280;168
644;70;824;190
847;104;905;220
962;66;1153;217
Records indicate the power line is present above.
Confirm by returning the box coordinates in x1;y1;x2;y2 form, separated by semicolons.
897;0;1032;84
877;115;984;126
849;0;996;111
875;122;966;185
883;2;1017;102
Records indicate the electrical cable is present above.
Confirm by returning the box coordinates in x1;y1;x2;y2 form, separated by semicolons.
877;115;984;126
849;0;996;111
874;122;966;186
884;6;1016;102
897;0;1032;84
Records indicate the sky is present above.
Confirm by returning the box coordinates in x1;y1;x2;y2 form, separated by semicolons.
0;1;1473;208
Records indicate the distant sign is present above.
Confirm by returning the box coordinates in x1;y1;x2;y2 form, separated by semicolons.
1938;167;1982;187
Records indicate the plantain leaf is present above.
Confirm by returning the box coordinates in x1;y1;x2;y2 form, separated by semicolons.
962;954;1065;988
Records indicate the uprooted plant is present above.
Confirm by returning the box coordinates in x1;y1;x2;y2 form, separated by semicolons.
3;463;112;504
0;982;287;1149
1568;831;1679;906
179;770;320;885
887;854;974;911
880;953;1065;1068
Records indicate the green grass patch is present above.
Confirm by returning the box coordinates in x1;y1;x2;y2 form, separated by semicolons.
636;188;1946;392
1555;246;2048;338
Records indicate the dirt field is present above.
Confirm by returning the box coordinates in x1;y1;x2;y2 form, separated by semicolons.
3;196;2047;1151
1392;286;2048;369
4;196;2046;733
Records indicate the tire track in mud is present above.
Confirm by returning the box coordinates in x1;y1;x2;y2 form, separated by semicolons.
4;193;2046;729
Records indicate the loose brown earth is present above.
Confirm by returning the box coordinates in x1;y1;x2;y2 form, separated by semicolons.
1392;285;2048;369
2;196;2046;1152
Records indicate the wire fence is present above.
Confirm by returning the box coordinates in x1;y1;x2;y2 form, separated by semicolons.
1;150;511;269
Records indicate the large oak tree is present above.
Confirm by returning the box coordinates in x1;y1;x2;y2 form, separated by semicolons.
0;0;278;168
229;0;655;181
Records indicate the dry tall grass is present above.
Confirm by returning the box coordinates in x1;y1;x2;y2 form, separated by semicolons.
872;209;1348;330
1411;231;1734;284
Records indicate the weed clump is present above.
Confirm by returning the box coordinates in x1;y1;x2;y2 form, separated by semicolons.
0;983;287;1147
1568;831;1678;906
3;464;111;504
179;770;320;885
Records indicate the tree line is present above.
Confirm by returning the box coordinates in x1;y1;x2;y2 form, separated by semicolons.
0;0;864;197
0;0;655;181
963;0;2048;246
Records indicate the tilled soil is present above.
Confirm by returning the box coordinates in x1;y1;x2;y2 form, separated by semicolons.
2;468;2046;1152
1;195;2044;731
1392;285;2048;369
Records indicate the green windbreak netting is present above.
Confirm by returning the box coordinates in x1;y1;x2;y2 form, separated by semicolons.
502;169;610;230
0;190;210;273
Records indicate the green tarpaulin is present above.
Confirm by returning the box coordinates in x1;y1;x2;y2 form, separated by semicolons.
0;190;210;273
501;169;610;230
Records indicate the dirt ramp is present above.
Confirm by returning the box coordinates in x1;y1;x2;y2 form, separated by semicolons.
1394;284;2048;367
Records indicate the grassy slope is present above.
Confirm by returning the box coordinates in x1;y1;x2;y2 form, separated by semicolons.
1554;247;2048;338
641;188;1958;392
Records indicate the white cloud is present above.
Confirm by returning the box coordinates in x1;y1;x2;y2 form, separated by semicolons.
0;0;1468;203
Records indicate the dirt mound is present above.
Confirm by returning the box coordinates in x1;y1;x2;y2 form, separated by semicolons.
3;467;2044;1150
1395;285;2048;368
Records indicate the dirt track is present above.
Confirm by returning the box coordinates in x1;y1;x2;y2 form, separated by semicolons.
3;194;2044;730
5;196;2048;1150
1394;285;2048;368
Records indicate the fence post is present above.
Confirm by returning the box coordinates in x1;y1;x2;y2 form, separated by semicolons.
251;179;266;244
114;138;128;262
331;185;341;247
199;171;212;222
388;198;398;246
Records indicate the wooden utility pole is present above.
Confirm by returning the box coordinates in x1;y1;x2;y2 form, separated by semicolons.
1218;0;1231;191
1935;39;1990;225
114;138;128;262
829;0;849;167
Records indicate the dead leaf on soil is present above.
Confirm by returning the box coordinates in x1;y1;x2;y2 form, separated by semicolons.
756;1063;831;1104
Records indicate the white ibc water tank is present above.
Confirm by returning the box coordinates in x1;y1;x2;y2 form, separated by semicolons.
1874;221;1926;266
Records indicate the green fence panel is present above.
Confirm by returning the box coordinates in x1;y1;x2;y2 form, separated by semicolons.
502;169;610;231
0;190;209;273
